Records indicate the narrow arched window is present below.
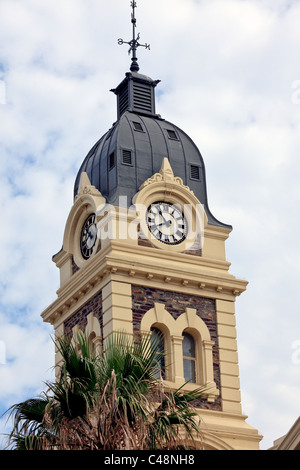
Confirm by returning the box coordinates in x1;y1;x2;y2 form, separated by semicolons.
182;332;196;383
151;327;165;378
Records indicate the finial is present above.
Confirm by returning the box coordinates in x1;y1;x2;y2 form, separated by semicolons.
118;1;150;72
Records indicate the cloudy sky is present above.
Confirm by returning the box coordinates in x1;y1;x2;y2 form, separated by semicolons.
0;0;299;450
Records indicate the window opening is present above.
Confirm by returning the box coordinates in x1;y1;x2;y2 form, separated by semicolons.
151;327;165;379
166;129;178;140
182;332;196;383
132;121;143;132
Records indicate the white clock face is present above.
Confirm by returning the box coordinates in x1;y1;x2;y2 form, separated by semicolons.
146;202;187;245
80;214;97;259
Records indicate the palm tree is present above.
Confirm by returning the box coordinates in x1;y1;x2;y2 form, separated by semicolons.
4;330;206;450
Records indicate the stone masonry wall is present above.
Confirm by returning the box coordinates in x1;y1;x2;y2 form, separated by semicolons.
64;290;103;340
131;285;221;411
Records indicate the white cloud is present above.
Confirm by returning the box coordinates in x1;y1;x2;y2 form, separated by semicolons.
0;313;54;448
0;0;299;450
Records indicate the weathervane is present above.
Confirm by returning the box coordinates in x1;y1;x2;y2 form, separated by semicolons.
118;1;150;72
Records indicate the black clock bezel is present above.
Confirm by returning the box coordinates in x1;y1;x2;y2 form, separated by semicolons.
146;201;187;246
80;213;97;260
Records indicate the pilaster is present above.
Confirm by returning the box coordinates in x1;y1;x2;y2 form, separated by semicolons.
216;299;241;414
102;280;133;340
171;335;185;384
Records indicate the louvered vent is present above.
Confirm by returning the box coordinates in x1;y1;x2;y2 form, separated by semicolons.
166;129;178;140
118;85;129;117
122;149;132;165
190;165;200;180
132;82;153;114
109;152;115;170
133;121;143;131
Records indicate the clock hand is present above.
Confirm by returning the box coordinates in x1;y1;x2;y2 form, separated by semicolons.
157;220;172;227
87;225;96;238
84;230;91;241
158;210;169;224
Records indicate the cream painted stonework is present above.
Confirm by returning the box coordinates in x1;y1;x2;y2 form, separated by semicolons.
41;161;262;450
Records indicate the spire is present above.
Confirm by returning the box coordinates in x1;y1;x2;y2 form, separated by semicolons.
111;1;160;119
118;1;150;73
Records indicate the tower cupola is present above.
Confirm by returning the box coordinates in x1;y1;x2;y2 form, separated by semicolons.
111;72;160;119
73;1;229;228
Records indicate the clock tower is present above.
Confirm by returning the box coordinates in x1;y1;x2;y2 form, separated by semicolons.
41;3;262;450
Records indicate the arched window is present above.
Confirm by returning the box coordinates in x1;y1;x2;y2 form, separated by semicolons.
182;332;196;383
151;327;165;378
140;303;218;400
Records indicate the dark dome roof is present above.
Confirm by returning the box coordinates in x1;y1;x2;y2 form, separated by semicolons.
74;73;230;228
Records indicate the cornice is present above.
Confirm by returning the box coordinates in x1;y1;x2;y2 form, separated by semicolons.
41;240;248;326
197;409;263;440
205;223;232;240
111;239;232;270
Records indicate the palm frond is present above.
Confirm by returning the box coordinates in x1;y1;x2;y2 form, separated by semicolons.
5;330;205;450
5;397;50;436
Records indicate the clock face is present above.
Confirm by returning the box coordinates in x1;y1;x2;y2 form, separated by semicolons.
80;214;97;259
146;202;187;245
